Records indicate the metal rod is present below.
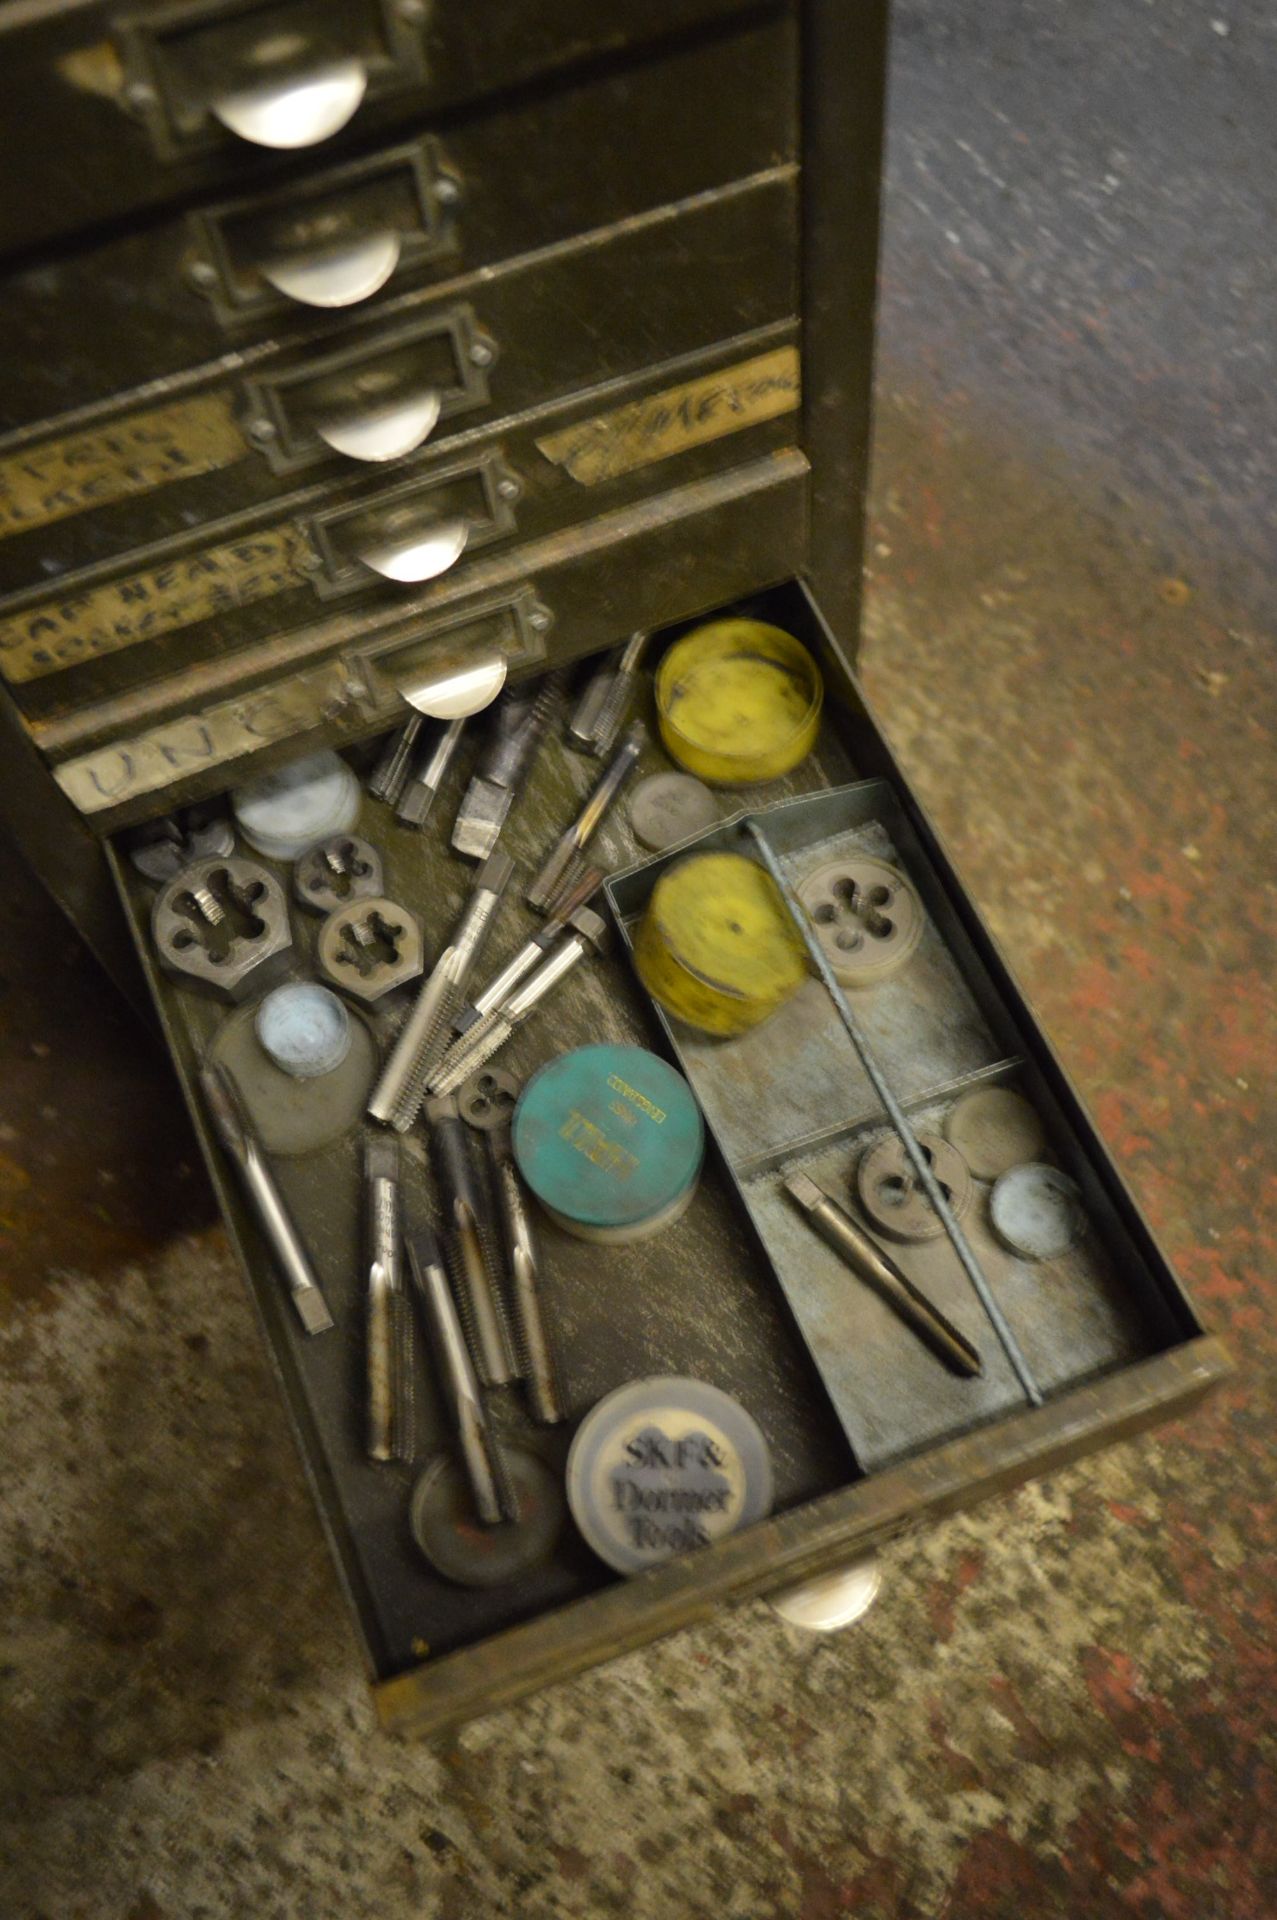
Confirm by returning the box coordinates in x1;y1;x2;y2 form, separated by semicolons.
368;851;514;1130
426;1095;518;1385
199;1064;334;1336
396;714;466;828
490;1137;566;1423
365;1137;414;1461
458;862;604;1033
785;1172;982;1377
742;819;1042;1404
525;722;644;913
405;1226;515;1525
367;714;424;806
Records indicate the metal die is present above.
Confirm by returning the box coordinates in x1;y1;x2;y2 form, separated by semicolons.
317;895;424;1004
151;854;292;1002
293;834;384;915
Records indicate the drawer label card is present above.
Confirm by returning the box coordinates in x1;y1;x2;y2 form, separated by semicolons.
50;658;356;815
0;395;244;543
535;346;800;487
0;524;309;683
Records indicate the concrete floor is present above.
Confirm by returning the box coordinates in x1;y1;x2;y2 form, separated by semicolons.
2;4;1274;1916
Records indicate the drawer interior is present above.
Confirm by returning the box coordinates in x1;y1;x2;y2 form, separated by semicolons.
109;578;1211;1716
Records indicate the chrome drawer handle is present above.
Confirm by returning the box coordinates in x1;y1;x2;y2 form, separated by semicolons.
259;227;402;308
769;1554;882;1632
393;653;508;718
356;512;470;584
210;55;369;150
313;385;443;463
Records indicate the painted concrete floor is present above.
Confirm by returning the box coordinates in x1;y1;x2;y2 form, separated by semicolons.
2;5;1274;1917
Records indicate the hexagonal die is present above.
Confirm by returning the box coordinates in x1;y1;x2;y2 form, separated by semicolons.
317;896;424;1004
151;855;292;1003
292;834;384;916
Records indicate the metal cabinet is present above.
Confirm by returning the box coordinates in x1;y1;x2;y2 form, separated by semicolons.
0;0;1229;1738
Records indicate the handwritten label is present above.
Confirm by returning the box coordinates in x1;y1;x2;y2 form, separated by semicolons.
52;657;354;816
0;523;309;684
0;393;244;543
535;346;800;487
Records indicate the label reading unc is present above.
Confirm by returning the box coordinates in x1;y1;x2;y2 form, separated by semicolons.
592;1414;747;1564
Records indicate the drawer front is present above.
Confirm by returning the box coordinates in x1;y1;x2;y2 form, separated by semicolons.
106;576;1225;1738
44;447;810;827
0;160;798;609
0;0;768;258
0;14;792;408
1;204;799;737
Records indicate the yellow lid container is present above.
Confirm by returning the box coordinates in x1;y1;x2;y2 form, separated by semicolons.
635;850;809;1036
655;620;823;785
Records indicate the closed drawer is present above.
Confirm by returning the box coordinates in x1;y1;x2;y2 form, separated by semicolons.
0;0;770;258
0;194;798;733
105;576;1227;1739
40;445;811;828
0;160;799;618
0;13;793;419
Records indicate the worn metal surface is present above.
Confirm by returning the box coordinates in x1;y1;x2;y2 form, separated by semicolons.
0;0;767;258
41;451;809;829
0;19;795;463
109;697;865;1681
609;779;1189;1473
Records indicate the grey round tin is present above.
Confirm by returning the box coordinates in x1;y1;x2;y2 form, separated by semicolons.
232;750;360;861
254;982;352;1079
990;1162;1086;1261
567;1377;773;1575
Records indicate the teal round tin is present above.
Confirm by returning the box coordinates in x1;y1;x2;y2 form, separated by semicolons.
512;1045;704;1243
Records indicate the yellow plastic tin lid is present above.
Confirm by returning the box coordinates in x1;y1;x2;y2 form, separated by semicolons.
655;619;823;785
566;1376;774;1574
635;849;809;1036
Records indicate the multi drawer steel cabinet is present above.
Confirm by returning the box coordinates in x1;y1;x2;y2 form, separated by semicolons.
0;0;1229;1736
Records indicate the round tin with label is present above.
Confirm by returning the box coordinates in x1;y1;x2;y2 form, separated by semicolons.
567;1377;774;1574
231;749;361;861
512;1045;704;1243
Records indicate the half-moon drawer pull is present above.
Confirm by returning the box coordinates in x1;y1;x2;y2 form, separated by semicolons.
356;513;470;584
210;56;369;150
313;386;443;463
259;228;402;308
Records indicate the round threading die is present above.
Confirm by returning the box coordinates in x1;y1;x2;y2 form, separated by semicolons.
292;834;383;916
856;1129;972;1243
457;1068;521;1132
797;856;922;987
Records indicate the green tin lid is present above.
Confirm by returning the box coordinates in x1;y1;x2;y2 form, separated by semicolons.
512;1045;704;1243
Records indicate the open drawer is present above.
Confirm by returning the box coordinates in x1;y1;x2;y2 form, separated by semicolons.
107;577;1230;1739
